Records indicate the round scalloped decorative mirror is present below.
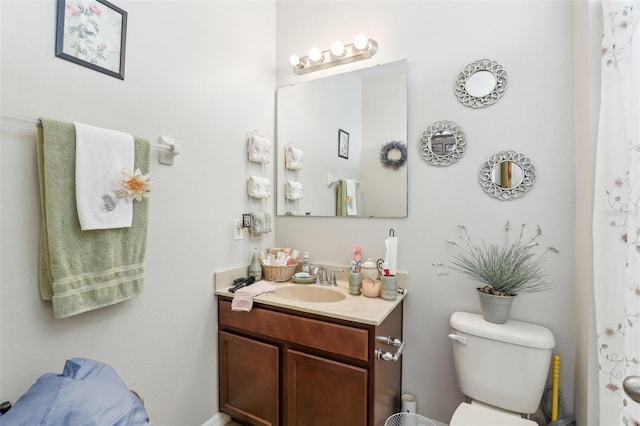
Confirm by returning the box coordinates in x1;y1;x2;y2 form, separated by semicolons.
455;59;507;108
479;150;535;200
418;120;467;167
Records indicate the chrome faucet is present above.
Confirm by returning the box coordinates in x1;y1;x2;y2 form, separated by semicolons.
314;266;343;286
315;266;328;285
327;269;343;286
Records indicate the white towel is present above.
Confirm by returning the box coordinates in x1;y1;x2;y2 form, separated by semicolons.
250;211;272;234
284;181;303;200
345;179;357;216
247;176;272;198
74;122;134;230
231;281;277;312
285;144;304;170
248;134;272;164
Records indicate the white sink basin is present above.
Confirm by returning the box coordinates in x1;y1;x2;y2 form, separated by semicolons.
273;285;346;303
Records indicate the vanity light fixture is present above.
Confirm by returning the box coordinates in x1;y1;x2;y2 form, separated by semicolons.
290;33;378;75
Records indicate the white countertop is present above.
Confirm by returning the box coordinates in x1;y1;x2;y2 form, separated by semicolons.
214;266;407;326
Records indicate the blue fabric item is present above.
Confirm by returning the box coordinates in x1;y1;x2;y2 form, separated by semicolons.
0;358;151;426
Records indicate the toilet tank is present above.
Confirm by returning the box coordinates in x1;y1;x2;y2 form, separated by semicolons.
449;311;555;414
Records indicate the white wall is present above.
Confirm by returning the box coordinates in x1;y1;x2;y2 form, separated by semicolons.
0;1;275;425
360;65;407;217
275;1;576;423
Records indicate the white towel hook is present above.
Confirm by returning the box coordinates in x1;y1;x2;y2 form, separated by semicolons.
158;136;181;165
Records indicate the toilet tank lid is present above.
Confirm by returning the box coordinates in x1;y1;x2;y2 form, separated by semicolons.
450;311;555;349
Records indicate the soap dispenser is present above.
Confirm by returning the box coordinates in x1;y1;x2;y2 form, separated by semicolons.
302;252;310;274
248;248;262;280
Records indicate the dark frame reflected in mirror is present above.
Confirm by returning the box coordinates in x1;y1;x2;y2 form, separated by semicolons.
338;129;349;159
479;150;536;200
276;60;408;218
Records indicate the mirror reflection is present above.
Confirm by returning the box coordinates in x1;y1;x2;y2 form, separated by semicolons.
490;161;524;188
466;71;497;98
479;151;535;200
276;60;408;217
430;130;457;155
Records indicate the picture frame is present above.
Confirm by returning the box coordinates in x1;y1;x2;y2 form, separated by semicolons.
55;0;127;80
338;129;349;159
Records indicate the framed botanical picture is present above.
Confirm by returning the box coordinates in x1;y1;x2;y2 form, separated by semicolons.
338;129;349;159
55;0;127;80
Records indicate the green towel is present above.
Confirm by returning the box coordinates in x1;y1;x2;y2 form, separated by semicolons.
37;118;150;318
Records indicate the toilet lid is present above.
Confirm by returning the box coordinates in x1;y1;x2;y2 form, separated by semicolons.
450;402;537;426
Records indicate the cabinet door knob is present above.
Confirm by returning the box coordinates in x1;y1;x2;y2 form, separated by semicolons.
375;336;405;362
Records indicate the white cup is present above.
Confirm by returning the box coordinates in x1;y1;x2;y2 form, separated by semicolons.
401;393;417;413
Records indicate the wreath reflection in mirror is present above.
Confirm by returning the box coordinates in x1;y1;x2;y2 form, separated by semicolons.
380;141;408;170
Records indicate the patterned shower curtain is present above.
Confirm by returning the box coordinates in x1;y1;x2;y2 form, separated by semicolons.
594;2;640;424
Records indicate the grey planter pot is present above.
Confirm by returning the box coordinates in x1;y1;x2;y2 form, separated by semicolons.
477;290;516;324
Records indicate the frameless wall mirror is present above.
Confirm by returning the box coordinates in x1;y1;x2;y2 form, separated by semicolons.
455;59;507;108
276;60;408;217
418;120;467;167
479;150;535;200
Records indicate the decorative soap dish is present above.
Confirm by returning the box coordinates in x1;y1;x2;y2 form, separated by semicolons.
292;272;315;284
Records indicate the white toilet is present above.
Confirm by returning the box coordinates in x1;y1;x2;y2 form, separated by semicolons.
447;311;556;426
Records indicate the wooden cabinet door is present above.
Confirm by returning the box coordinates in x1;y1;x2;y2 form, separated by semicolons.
219;331;279;426
286;349;367;426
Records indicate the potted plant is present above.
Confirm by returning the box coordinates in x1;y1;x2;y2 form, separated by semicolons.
434;222;558;323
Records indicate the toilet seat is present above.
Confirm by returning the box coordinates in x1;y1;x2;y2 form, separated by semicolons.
450;402;537;426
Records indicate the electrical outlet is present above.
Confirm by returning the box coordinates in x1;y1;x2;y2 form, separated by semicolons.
233;219;243;240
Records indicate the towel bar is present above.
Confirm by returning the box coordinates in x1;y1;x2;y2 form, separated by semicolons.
1;113;181;165
327;173;361;187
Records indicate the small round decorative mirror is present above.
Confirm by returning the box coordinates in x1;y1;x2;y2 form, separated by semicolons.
479;151;535;200
455;59;507;108
418;120;467;167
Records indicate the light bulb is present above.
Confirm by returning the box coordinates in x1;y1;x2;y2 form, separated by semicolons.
289;54;301;67
308;47;323;62
331;41;345;57
354;33;369;50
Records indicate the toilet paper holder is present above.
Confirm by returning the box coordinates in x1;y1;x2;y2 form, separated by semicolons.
375;336;405;362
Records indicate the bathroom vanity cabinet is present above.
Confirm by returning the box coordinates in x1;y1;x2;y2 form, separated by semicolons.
217;297;403;426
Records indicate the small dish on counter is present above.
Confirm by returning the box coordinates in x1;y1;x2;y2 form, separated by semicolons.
291;272;315;284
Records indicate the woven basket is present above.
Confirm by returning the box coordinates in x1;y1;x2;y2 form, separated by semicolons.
260;260;297;282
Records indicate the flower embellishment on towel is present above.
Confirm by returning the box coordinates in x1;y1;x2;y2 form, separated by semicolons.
115;168;151;202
